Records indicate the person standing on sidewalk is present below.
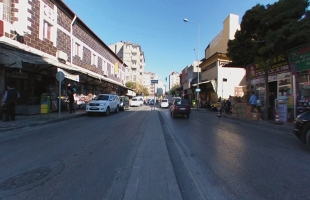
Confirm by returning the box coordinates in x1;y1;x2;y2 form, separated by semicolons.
2;82;19;121
67;84;74;114
249;91;257;112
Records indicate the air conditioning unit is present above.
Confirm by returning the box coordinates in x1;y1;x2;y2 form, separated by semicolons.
56;50;68;61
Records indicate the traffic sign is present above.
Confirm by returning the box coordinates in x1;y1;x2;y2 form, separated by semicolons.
56;71;65;81
151;79;158;84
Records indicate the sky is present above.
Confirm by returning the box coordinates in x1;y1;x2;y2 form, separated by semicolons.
62;0;278;82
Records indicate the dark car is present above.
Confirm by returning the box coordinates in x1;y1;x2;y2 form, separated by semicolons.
119;96;129;111
294;111;310;148
170;98;191;118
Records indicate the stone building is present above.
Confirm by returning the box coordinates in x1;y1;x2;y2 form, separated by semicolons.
0;0;129;114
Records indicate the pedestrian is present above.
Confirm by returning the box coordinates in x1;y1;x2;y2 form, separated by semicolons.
67;83;75;113
249;91;257;112
226;95;232;114
2;82;19;121
268;91;275;120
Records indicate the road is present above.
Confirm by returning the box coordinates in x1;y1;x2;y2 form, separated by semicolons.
0;104;309;200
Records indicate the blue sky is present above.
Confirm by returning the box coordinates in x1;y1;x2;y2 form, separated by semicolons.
63;0;277;82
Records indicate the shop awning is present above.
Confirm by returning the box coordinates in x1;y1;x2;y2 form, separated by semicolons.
192;79;217;92
0;47;78;72
74;66;129;89
192;80;211;86
0;46;130;90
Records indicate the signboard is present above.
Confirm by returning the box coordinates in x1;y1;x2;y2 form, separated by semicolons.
151;79;158;84
287;42;310;72
56;71;65;81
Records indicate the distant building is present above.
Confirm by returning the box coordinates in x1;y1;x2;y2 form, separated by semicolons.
109;41;145;84
169;71;180;91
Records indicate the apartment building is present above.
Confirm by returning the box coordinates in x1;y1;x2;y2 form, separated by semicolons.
169;71;180;91
180;14;246;106
0;0;128;114
109;41;145;84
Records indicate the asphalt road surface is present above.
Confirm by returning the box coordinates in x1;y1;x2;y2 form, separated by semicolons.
0;104;309;200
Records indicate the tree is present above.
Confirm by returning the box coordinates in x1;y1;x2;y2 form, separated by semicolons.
125;81;149;96
227;0;310;120
169;84;180;96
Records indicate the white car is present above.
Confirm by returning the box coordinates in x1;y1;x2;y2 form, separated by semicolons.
130;97;142;107
86;94;120;116
160;99;169;108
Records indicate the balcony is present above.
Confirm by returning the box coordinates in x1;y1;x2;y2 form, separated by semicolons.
131;55;138;60
131;48;137;53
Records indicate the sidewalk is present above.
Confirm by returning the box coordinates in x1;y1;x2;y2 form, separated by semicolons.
194;108;295;133
0;109;87;132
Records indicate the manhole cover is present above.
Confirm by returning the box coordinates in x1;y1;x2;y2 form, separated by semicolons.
0;167;52;190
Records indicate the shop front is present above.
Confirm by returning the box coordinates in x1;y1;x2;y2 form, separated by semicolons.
247;55;293;121
287;42;310;118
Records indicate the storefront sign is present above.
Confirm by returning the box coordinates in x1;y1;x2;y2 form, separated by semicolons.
287;42;310;72
247;54;290;78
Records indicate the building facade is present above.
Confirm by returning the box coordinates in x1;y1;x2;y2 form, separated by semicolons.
109;41;145;84
195;14;246;105
169;71;180;91
0;0;128;114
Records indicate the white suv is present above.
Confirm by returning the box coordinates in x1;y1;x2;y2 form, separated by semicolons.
86;94;120;116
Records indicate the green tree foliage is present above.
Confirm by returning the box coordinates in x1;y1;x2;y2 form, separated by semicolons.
169;84;180;96
125;81;149;96
227;0;310;120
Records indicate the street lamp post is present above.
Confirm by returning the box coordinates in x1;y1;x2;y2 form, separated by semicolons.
184;18;200;110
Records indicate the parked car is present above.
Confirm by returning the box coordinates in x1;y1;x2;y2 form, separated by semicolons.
130;97;142;107
294;111;310;148
170;98;191;118
119;96;129;111
86;94;120;116
160;99;169;108
149;99;154;105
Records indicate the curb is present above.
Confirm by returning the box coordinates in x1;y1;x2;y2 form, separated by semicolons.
0;113;87;132
194;109;294;133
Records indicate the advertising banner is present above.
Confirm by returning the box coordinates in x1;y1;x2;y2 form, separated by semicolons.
287;42;310;72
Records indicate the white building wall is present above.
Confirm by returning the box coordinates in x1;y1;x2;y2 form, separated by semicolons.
205;14;240;59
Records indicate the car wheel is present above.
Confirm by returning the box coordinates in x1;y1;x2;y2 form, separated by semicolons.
186;114;190;119
301;123;310;143
105;107;110;116
116;106;119;113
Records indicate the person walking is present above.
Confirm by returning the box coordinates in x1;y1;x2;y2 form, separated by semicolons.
249;91;257;112
2;82;19;121
226;95;232;114
67;83;74;114
268;91;275;120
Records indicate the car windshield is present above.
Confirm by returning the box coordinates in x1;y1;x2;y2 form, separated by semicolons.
162;100;168;102
132;98;137;101
95;95;109;101
175;99;188;105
